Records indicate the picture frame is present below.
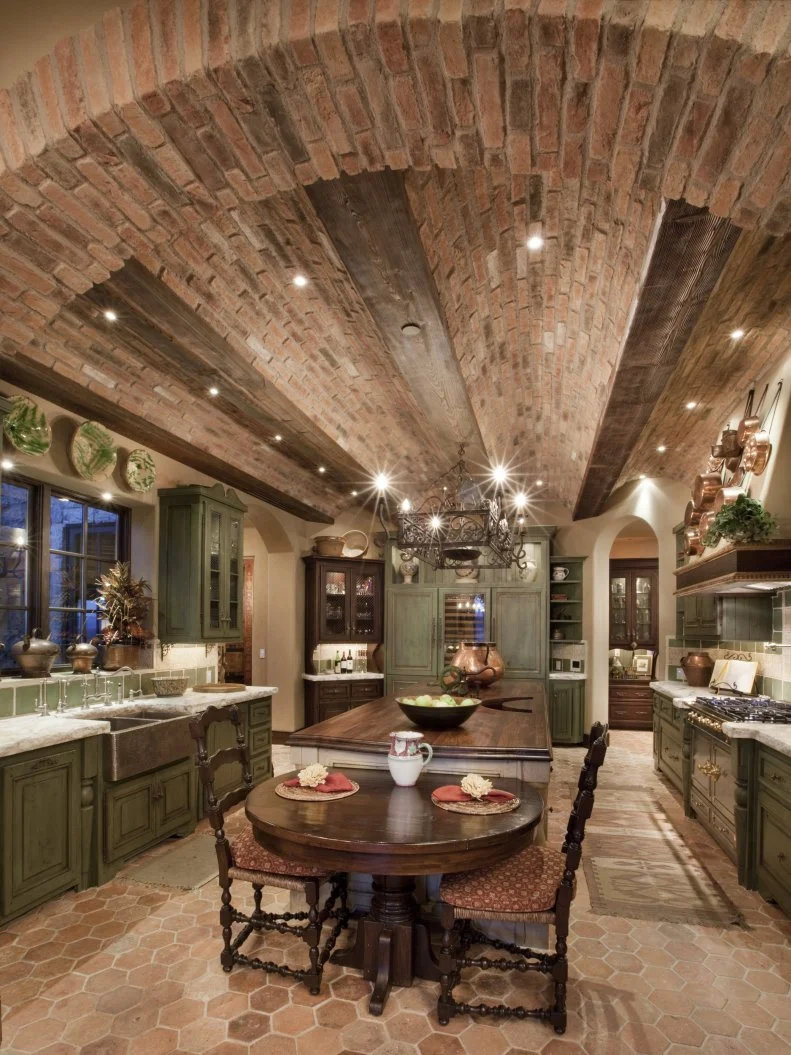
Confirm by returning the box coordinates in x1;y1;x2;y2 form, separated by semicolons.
632;655;651;676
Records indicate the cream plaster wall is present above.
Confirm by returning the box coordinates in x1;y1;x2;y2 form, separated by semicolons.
610;536;659;559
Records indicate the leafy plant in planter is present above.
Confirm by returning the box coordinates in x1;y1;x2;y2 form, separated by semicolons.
95;562;152;669
702;495;776;547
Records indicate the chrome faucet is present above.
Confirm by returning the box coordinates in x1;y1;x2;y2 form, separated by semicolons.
82;674;111;707
34;684;48;717
55;679;68;714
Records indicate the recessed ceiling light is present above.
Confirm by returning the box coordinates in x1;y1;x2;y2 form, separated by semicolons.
526;235;544;251
101;491;113;501
1;458;13;471
351;490;358;496
401;322;421;337
639;474;646;480
318;466;326;474
293;274;308;288
730;329;744;340
685;401;697;410
274;434;282;442
536;479;544;486
103;309;118;322
374;473;390;492
656;445;667;453
491;465;508;485
208;386;219;397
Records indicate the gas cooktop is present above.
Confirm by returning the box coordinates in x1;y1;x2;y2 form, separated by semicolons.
695;695;791;723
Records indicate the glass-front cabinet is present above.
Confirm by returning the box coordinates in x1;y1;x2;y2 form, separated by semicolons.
158;484;247;644
440;588;490;669
608;560;658;649
308;558;385;645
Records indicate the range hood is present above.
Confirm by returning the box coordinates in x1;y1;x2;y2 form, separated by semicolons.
675;540;791;596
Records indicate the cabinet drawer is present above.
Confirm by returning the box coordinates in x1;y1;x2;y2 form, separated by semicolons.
250;725;272;760
610;684;650;702
709;804;737;857
689;788;711;825
658;725;683;784
249;698;272;729
758;748;791;806
350;681;381;701
609;702;653;726
318;682;352;701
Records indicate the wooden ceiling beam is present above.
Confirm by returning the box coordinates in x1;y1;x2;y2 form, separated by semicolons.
0;354;334;523
573;201;742;521
306;169;486;465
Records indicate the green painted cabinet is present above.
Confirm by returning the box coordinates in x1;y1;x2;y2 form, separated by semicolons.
158;484;247;644
386;588;438;678
104;757;196;866
682;595;719;637
549;680;584;745
493;588;545;677
755;747;791;917
1;746;81;921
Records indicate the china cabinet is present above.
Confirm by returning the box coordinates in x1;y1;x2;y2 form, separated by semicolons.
609;559;658;648
304;557;384;649
158;484;246;643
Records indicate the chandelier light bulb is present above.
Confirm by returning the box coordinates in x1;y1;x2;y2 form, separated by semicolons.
351;490;358;496
518;516;525;526
400;499;411;512
374;472;390;492
536;479;544;487
491;465;508;485
430;515;442;531
514;491;527;509
639;474;647;480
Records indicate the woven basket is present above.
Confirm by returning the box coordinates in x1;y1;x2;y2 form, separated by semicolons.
151;675;189;697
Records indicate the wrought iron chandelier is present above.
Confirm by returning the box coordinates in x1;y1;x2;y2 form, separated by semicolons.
394;446;528;569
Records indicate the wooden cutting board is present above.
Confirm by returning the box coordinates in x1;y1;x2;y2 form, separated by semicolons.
192;683;247;694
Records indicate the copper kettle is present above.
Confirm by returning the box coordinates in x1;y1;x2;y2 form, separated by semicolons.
450;642;505;687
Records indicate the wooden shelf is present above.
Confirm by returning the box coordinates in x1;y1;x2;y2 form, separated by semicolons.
550;619;581;624
550;599;581;603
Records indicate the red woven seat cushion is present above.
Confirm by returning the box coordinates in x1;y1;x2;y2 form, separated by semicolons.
230;824;326;877
440;845;567;915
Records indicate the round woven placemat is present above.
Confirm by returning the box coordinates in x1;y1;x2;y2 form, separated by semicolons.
275;780;360;802
432;795;520;815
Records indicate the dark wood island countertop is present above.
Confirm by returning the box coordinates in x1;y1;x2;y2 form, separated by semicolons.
288;681;551;763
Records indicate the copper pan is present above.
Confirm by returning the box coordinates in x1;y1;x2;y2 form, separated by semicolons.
698;510;717;540
719;427;741;459
742;429;772;475
711;442;725;459
729;467;746;487
692;471;722;509
737;415;761;446
713;485;745;513
684;526;704;557
684;501;702;528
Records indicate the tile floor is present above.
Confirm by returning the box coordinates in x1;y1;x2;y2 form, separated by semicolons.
1;732;790;1055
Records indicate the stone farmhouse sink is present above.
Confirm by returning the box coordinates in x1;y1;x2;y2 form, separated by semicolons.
72;707;194;781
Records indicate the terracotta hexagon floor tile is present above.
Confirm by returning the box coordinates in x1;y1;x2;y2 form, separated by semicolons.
178;1017;228;1054
340;1017;389;1052
722;997;776;1028
84;968;129;994
112;1004;160;1038
251;986;293;1014
745;969;790;994
739;1028;791;1055
96;985;145;1016
647;990;697;1018
78;1037;131;1055
249;1034;299;1055
272;1005;316;1035
657;1014;706;1047
458;1023;510;1055
330;975;372;1002
617;1020;671;1054
416;1033;467;1055
127;1027;180;1055
315;999;359;1030
227;1010;271;1042
61;1012;116;1046
294;1025;345;1055
207;992;250;1020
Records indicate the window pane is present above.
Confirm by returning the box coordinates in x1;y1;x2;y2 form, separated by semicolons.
87;506;119;561
50;497;84;552
50;553;82;609
49;609;82;662
0;608;28;670
0;544;28;608
0;481;31;545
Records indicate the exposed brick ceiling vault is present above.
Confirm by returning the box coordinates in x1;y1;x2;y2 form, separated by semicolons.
0;1;790;518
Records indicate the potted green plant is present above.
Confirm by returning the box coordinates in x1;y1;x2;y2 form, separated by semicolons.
95;561;152;670
702;495;776;548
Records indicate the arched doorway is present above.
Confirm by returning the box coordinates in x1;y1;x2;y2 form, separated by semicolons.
608;518;659;730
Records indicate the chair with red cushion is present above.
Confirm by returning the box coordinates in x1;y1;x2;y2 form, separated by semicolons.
189;704;349;994
436;722;608;1035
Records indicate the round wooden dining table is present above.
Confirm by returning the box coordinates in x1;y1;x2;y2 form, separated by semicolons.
245;768;543;1014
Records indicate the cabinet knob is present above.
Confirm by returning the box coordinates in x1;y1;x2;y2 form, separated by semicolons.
770;773;784;783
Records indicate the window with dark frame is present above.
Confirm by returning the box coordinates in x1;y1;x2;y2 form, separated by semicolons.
0;476;129;671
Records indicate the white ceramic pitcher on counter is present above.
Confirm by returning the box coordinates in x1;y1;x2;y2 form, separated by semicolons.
387;730;433;787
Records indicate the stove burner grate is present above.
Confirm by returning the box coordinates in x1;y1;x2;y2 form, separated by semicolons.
695;694;791;723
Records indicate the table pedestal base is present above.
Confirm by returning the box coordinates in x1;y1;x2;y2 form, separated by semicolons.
331;875;440;1015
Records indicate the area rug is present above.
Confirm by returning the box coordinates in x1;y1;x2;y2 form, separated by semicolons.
122;834;218;890
580;790;743;927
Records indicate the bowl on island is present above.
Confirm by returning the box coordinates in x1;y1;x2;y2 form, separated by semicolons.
395;694;480;730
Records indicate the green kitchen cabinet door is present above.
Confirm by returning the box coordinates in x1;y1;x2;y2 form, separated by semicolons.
549;681;584;745
104;771;158;864
2;747;81;920
202;500;243;642
158;491;203;642
207;703;248;802
157;759;196;836
492;588;546;677
386;588;439;678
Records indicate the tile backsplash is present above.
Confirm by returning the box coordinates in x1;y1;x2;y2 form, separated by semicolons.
666;589;791;701
550;640;587;673
0;663;218;719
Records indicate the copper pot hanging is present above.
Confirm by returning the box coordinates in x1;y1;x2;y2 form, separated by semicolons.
698;510;718;541
742;429;772;475
684;526;704;557
737;387;763;445
719;427;741;459
729;467;746;487
684;501;702;528
713;486;745;513
692;471;722;509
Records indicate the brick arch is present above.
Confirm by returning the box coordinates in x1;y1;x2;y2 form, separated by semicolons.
1;0;790;510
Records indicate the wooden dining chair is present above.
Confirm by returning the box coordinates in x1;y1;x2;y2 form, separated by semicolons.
189;704;349;994
436;721;609;1034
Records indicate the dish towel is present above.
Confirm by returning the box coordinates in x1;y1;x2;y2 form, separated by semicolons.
433;785;515;802
282;772;355;793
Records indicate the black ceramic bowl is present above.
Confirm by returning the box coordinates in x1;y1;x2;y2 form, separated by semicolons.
395;696;480;730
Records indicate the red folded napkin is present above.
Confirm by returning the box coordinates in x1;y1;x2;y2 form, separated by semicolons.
433;785;515;803
283;772;354;793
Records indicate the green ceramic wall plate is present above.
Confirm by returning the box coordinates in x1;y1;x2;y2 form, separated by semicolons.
124;449;156;492
70;421;117;481
3;395;52;455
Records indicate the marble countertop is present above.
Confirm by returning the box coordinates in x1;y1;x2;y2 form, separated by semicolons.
722;722;791;759
0;685;278;759
548;672;587;681
649;680;710;708
303;673;384;681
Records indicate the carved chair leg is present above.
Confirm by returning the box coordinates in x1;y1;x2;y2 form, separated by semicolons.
551;933;568;1034
302;879;323;995
219;880;235;973
437;905;458;1027
252;884;263;922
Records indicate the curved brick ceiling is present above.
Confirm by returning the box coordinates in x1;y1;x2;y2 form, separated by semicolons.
0;1;790;516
